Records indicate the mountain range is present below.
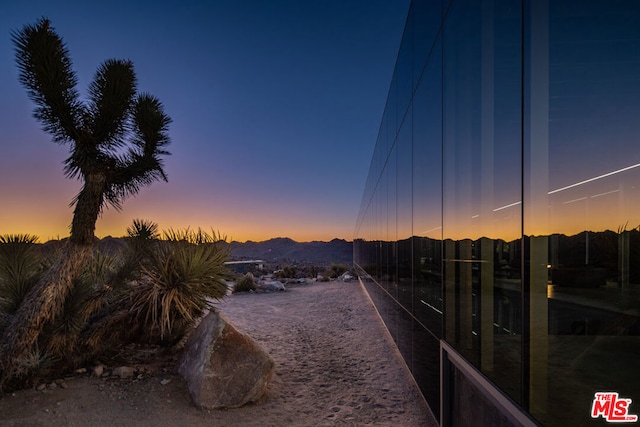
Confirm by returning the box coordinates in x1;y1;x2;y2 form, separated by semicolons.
229;237;353;264
41;236;354;265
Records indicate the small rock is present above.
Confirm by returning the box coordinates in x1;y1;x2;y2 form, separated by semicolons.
160;378;172;386
92;365;104;377
47;382;57;390
36;383;46;391
74;368;87;374
60;382;68;389
112;366;135;379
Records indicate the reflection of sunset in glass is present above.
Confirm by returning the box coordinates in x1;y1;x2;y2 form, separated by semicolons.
355;1;640;426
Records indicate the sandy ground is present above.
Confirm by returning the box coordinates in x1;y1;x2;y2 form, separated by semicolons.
0;280;438;426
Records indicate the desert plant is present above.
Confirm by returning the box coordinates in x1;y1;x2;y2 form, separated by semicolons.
9;345;56;388
275;265;296;279
3;18;172;388
0;235;43;318
234;273;257;293
127;219;161;241
325;263;347;279
13;19;171;246
45;249;122;357
127;228;231;341
113;219;161;283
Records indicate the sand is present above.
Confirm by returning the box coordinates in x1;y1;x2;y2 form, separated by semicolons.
0;280;438;426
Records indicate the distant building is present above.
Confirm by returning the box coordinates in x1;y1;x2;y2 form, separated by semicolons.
354;1;640;426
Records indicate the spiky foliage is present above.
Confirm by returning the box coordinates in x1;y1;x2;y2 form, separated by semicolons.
12;18;171;244
44;249;120;359
70;219;164;363
111;218;160;284
127;219;160;241
128;228;231;341
126;218;160;262
0;235;43;321
3;19;172;390
9;345;56;387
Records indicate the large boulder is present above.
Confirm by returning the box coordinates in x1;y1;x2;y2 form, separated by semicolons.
177;310;275;409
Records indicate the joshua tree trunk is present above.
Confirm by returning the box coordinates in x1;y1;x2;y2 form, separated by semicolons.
0;243;92;389
70;173;106;245
0;175;105;390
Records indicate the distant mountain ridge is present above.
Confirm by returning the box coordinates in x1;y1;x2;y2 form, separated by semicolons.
40;236;353;265
229;237;353;264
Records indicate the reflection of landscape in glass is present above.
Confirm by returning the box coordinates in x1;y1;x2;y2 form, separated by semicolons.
354;0;640;425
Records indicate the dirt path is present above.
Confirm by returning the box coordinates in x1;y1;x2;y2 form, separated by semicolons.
0;280;437;426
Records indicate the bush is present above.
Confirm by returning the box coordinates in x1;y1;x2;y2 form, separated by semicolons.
234;273;256;293
0;234;44;326
325;264;347;279
0;223;233;382
127;228;231;341
275;265;296;279
76;224;233;364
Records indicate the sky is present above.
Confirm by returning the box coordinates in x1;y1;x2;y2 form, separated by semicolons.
0;0;410;243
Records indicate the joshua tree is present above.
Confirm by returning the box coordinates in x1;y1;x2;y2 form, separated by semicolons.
1;18;171;388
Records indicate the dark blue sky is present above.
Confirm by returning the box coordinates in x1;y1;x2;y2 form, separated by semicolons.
0;0;410;241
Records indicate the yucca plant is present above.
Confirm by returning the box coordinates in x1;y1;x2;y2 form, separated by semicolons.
127;228;231;342
0;234;43;321
66;220;163;364
126;219;159;265
128;218;161;241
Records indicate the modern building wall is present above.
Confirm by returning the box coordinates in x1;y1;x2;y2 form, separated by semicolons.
353;1;640;425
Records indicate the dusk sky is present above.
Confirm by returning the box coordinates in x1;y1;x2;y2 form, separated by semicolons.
0;0;410;243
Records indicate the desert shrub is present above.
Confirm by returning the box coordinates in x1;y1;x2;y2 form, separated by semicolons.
127;219;161;241
11;346;56;387
234;272;256;292
0;223;233;378
0;234;44;320
234;273;256;293
127;228;231;341
325;263;347;279
275;265;296;279
112;219;161;284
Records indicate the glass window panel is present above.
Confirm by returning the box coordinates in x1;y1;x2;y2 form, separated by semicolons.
412;0;443;90
395;14;414;124
384;145;398;298
443;0;522;405
398;114;414;309
525;1;640;424
413;36;443;338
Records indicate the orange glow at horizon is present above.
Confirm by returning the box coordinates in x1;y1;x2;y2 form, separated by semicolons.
1;201;354;243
